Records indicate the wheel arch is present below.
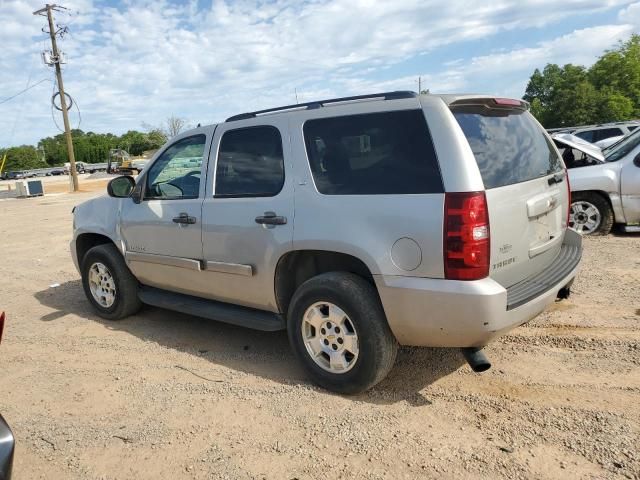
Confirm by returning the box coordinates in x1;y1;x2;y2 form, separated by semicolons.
75;232;119;266
274;250;377;315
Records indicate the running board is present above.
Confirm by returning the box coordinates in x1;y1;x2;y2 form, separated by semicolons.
622;225;640;233
138;286;285;331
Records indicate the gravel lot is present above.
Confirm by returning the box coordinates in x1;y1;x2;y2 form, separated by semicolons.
0;191;638;479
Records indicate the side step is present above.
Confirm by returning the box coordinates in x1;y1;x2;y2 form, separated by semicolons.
622;225;640;233
138;286;286;331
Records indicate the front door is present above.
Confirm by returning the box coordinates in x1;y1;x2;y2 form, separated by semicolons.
120;132;210;295
199;118;294;311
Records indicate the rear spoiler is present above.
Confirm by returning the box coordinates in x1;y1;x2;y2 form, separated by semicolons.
447;97;530;111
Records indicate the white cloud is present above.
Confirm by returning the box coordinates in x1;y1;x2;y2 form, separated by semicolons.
0;0;637;146
618;1;640;23
430;24;636;98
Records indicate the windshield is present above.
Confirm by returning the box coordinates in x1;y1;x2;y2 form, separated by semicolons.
605;129;640;162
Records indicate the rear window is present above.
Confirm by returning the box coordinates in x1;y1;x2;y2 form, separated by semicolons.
303;110;443;195
452;106;563;189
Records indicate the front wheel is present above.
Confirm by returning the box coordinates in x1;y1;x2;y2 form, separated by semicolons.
81;244;142;320
287;272;398;394
569;192;614;235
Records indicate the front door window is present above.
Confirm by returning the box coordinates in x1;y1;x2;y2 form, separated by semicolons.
145;135;206;200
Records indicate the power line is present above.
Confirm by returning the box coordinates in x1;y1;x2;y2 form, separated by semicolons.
0;78;51;106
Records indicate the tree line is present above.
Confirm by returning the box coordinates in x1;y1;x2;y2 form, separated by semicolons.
0;115;188;173
524;34;640;128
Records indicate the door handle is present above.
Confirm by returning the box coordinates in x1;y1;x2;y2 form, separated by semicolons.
172;212;197;225
255;211;287;226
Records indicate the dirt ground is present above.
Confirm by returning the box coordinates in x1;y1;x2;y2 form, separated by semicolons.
0;189;638;480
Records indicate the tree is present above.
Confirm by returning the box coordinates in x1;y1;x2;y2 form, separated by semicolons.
589;35;640;115
0;146;41;171
523;34;640;127
164;115;187;138
595;88;634;123
524;64;596;127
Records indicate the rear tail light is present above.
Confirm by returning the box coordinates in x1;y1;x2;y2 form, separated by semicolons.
0;312;4;345
444;192;490;280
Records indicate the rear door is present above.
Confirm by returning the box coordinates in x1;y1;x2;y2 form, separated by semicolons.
199;118;294;311
450;99;568;288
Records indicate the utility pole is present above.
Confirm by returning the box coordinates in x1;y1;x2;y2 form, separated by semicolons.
418;76;422;94
34;4;79;191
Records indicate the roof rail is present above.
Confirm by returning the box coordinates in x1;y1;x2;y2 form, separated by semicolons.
225;91;418;122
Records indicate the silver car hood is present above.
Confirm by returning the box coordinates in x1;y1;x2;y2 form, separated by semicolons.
552;133;605;162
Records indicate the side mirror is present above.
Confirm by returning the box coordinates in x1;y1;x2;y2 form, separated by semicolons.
107;176;135;198
634;153;640;168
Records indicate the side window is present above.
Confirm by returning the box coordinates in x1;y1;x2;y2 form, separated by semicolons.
594;128;623;142
303;110;443;195
575;130;594;142
145;135;206;200
215;126;284;197
628;125;638;132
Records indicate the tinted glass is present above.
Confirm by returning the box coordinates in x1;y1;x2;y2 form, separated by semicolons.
145;135;205;199
303;110;443;195
215;126;284;197
593;128;623;142
605;129;640;162
575;130;594;142
452;107;563;189
628;125;638;132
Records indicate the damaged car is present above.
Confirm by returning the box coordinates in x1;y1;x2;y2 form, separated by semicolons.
554;132;640;235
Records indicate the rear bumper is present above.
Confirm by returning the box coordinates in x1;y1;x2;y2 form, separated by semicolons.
375;229;582;347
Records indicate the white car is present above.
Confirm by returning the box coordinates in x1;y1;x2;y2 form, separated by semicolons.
553;132;640;235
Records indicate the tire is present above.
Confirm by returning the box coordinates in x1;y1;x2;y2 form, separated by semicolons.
570;192;614;235
287;272;398;394
80;244;142;320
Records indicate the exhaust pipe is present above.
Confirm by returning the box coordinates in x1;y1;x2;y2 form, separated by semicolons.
461;347;491;373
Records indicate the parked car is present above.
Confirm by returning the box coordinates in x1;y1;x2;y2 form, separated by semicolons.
572;122;639;144
49;167;65;176
0;312;15;480
71;92;581;393
553;132;640;234
5;172;24;180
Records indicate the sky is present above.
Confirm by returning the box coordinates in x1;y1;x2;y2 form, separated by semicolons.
0;0;639;147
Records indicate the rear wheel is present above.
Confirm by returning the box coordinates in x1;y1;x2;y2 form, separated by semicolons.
287;272;398;394
569;192;613;235
81;244;142;320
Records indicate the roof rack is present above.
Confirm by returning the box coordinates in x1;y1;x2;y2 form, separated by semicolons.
225;91;418;122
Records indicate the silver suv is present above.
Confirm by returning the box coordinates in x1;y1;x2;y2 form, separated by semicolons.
71;92;582;393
